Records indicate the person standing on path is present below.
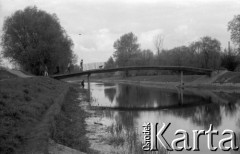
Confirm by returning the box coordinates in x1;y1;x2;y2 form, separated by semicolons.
80;59;83;71
44;65;48;76
67;63;71;73
81;80;85;88
40;65;44;76
54;66;60;74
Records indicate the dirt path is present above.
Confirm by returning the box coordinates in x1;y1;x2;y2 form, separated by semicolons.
4;68;32;78
190;70;228;84
48;140;86;154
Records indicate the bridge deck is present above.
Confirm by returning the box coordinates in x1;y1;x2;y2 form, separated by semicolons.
52;66;213;80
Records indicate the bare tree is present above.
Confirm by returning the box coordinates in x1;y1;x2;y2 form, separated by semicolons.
153;34;164;56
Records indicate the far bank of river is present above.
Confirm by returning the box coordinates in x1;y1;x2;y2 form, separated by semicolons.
66;77;240;93
65;71;240;91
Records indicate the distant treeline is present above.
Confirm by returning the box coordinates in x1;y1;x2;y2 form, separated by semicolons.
105;32;239;74
105;14;240;72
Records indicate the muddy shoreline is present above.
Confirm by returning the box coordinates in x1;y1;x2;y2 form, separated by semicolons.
51;83;97;154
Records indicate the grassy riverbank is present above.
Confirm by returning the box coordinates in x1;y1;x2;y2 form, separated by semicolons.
0;77;69;153
0;69;93;154
214;71;240;83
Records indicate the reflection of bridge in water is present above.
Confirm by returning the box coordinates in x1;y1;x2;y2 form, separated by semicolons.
92;88;237;111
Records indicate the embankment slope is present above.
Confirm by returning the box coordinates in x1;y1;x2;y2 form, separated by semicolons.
0;75;69;153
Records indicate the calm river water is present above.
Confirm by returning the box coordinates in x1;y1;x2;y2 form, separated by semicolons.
84;82;240;154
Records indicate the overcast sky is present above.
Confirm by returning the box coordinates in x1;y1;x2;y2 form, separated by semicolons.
0;0;240;64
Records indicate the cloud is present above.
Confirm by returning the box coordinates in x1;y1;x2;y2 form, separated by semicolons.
0;0;240;64
139;29;164;51
72;28;117;63
95;28;113;51
174;25;189;35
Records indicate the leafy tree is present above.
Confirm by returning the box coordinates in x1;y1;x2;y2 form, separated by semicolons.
189;41;203;67
187;36;221;69
1;6;74;75
156;37;221;69
104;56;116;76
113;32;140;67
104;56;115;69
140;49;154;65
153;49;169;65
71;54;78;66
168;46;190;66
221;48;239;71
199;36;221;69
228;15;240;50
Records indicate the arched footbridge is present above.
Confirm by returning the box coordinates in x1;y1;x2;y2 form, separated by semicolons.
52;66;212;102
51;66;213;105
52;66;213;84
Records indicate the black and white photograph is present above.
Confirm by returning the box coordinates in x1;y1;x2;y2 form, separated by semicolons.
0;0;240;153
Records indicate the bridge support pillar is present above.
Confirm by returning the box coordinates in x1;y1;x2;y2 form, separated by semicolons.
177;88;184;105
87;74;91;101
125;70;129;77
180;71;184;87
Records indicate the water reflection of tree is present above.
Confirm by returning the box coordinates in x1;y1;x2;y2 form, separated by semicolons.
119;84;240;129
224;102;238;117
118;111;137;129
115;84;178;108
164;101;222;128
111;84;234;129
104;88;116;103
191;105;222;129
231;106;240;154
214;92;239;117
170;102;240;129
